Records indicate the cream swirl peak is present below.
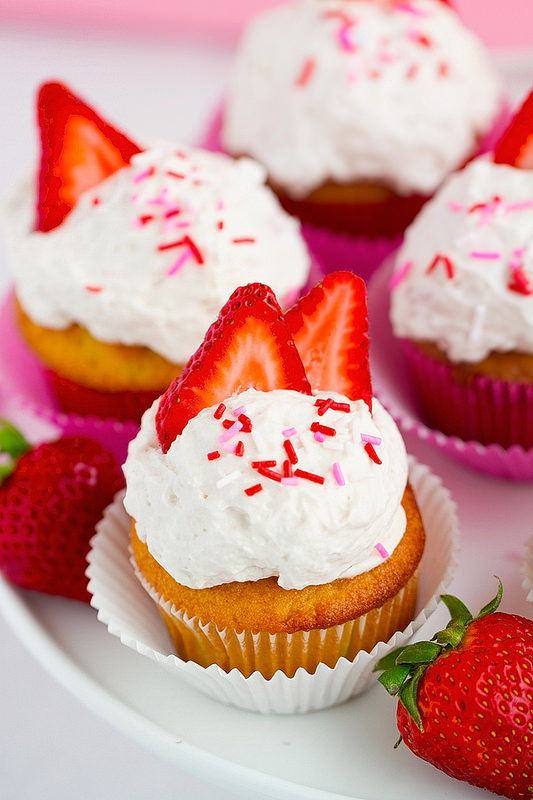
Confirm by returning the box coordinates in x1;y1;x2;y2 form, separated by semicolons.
390;157;533;363
5;144;310;364
222;0;502;198
124;389;408;591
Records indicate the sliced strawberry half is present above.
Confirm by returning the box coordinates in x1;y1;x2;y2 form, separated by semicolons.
156;284;311;452
36;81;142;232
285;272;372;408
493;90;533;168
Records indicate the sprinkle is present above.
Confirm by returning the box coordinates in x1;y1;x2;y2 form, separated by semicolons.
338;22;356;52
294;469;325;485
469;251;500;260
507;200;533;212
214;403;226;420
222;419;235;429
244;484;262;497
251;460;276;469
217;470;241;489
426;254;455;279
232;237;256;245
513;247;526;257
238;414;253;433
295;58;316;88
369;69;381;80
166;171;185;180
164;208;181;220
375;543;389;559
207;451;220;461
332;463;345;486
310;423;336;437
361;434;382;445
222;442;237;454
395;1;427;16
219;421;243;443
389;260;413;290
315;399;351;413
282;459;293;478
235;441;245;457
174;222;191;229
232;405;246;417
406;63;419;80
216;200;225;211
256;466;283;483
92;196;101;206
281;477;300;486
282;427;298;438
158;240;185;252
167;249;192;276
314;432;326;443
283;439;298;465
409;30;432;47
317;398;334;416
447;202;464;213
508;267;532;296
175;150;187;159
365;442;382;465
85;285;102;293
217;220;224;230
322;9;353;25
180;235;204;265
133;166;155;183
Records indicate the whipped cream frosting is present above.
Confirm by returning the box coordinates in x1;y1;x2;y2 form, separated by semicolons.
391;157;533;363
4;144;310;363
123;389;408;591
222;0;502;198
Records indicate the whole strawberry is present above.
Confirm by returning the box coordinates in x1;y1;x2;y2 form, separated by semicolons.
376;580;533;799
0;421;125;602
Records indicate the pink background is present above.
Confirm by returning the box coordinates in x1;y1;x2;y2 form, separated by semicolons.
1;0;532;48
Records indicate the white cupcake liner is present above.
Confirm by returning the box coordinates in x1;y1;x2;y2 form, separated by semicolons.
522;537;533;604
87;457;459;714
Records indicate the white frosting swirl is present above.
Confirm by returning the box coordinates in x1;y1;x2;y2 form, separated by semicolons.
222;0;502;198
123;389;408;591
4;144;310;363
391;157;533;363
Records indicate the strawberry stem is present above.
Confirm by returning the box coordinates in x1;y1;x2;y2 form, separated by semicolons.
0;419;31;486
374;578;504;732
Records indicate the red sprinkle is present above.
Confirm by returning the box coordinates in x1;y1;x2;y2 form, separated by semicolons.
438;62;449;77
315;399;350;413
92;196;101;206
245;484;263;497
164;209;181;220
222;419;235;429
469;195;501;214
256;466;283;483
85;285;102;293
295;58;316;88
365;442;382;465
282;459;293;478
238;414;252;433
251;460;276;469
294;469;325;485
426;253;455;279
232;237;256;244
214;403;226;420
158;240;184;252
138;214;154;225
181;235;204;265
217;220;224;230
416;33;432;48
283;440;298;465
235;441;245;457
508;267;533;296
317;398;334;416
166;171;185;179
310;423;336;437
207;451;220;461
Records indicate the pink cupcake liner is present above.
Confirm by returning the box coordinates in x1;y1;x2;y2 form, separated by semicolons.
367;259;533;481
0;290;139;462
401;340;533;450
200;100;510;284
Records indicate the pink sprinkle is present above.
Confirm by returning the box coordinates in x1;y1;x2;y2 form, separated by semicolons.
375;543;389;559
389;260;412;290
167;249;192;276
295;58;316;88
513;247;526;257
283;428;298;438
222;442;237;454
448;202;464;212
85;285;102;293
232;405;246;417
469;251;500;260
133;166;155;183
361;434;382;445
219;421;243;443
338;22;355;52
314;432;326;443
174;221;191;229
333;463;345;487
507;200;533;212
216;200;225;211
395;1;428;16
281;477;300;486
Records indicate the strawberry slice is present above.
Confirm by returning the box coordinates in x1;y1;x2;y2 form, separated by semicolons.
156;284;311;452
493;90;533;168
36;81;142;232
285;272;372;408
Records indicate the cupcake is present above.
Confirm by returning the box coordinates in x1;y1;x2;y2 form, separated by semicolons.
3;82;311;422
123;273;425;680
390;91;533;450
219;0;504;276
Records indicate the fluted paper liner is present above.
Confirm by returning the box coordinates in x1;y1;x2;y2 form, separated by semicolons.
87;458;458;713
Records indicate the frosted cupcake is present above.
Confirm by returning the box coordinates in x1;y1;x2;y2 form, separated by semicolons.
3;82;311;422
219;0;504;276
390;91;533;449
124;274;425;678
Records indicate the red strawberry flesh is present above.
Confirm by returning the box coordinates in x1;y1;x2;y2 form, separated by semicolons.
36;81;142;232
156;284;311;452
285;271;372;408
494;90;533;169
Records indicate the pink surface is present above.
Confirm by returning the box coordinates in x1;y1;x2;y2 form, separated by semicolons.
1;1;531;48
